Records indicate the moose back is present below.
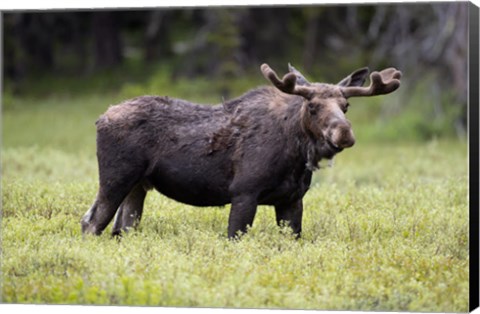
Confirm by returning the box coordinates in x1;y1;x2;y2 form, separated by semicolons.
81;63;402;238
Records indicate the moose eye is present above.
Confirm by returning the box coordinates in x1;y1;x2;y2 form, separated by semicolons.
342;102;350;113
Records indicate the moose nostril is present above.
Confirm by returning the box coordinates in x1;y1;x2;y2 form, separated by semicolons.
330;126;355;149
341;136;355;148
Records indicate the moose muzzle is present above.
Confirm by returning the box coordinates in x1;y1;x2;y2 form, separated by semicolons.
327;120;355;149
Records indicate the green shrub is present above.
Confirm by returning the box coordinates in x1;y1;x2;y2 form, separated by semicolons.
1;77;468;311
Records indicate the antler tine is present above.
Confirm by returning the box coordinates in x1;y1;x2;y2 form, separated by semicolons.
260;63;313;99
342;67;402;98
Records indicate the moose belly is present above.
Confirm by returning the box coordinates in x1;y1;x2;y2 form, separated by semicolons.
146;155;233;207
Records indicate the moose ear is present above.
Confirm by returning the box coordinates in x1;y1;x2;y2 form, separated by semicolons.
288;63;311;86
337;67;370;87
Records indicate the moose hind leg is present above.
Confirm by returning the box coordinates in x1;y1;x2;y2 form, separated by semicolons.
81;199;99;233
81;163;145;236
81;181;139;235
111;183;147;236
81;126;149;236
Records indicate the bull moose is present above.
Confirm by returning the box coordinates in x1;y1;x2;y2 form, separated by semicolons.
81;63;402;238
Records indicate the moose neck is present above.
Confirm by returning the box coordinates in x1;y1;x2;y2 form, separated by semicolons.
224;87;331;172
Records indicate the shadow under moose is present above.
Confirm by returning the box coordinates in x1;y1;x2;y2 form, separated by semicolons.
81;63;402;239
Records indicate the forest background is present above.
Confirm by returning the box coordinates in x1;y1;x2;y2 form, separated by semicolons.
1;2;473;312
3;2;468;140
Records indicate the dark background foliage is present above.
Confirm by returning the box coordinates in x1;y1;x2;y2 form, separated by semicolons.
2;2;469;139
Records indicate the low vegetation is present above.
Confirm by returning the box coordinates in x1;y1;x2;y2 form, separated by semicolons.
1;82;469;311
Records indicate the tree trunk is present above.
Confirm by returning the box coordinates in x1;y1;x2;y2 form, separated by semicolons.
144;10;171;62
92;12;123;70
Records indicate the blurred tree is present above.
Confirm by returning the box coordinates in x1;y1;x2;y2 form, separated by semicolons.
144;10;172;62
3;13;55;81
54;12;91;74
2;3;469;136
3;14;24;86
206;8;243;97
302;8;322;70
305;3;468;135
238;7;293;67
92;12;123;70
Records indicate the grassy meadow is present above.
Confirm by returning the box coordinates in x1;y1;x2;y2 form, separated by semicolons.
1;82;469;311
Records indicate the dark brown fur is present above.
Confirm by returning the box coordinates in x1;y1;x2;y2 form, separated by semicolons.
81;64;401;238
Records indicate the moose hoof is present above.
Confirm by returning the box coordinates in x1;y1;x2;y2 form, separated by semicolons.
81;219;101;236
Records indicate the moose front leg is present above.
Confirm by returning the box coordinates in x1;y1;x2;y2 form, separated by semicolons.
227;194;258;239
274;199;303;238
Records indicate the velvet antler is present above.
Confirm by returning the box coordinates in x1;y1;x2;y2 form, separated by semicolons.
341;67;402;98
260;63;313;99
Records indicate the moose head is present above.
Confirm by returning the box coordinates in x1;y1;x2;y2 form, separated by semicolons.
261;63;402;162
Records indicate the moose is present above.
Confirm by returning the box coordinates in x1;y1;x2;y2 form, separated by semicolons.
81;63;401;238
